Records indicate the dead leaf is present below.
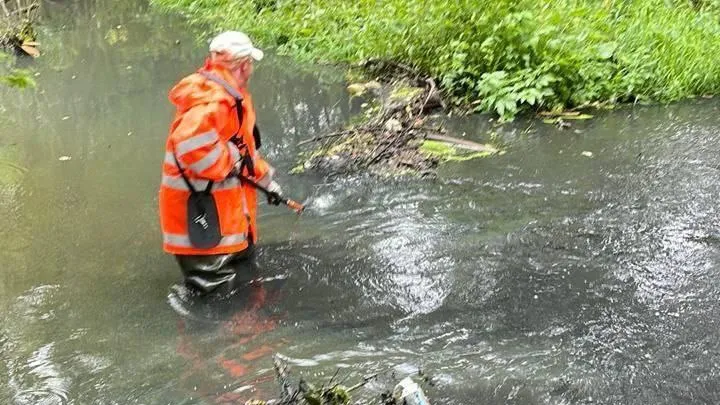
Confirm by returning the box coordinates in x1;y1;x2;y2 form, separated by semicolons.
20;45;40;57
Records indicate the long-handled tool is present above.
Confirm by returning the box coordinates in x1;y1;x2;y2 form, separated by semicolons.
238;175;305;214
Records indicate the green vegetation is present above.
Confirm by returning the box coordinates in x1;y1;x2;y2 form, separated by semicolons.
0;52;34;88
153;0;720;120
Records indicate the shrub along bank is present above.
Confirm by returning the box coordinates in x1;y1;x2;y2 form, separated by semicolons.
152;0;720;120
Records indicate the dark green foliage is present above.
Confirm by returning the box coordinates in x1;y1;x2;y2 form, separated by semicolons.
0;52;35;88
152;0;720;119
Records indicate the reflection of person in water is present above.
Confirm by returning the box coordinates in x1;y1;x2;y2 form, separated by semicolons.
170;253;289;404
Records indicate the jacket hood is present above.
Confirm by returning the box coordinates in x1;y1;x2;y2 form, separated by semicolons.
168;60;238;113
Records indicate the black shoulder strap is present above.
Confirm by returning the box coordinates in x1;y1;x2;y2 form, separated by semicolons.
172;152;213;194
253;125;262;149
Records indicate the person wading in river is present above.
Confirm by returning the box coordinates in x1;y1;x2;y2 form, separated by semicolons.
159;31;284;295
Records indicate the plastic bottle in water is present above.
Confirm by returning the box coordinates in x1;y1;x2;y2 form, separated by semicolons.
392;376;431;405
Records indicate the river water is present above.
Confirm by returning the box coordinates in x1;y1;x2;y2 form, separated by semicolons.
1;1;720;404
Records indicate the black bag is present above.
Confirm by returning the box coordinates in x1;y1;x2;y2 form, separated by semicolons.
173;153;222;249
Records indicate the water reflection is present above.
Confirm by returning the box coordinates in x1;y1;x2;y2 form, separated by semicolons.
2;286;69;405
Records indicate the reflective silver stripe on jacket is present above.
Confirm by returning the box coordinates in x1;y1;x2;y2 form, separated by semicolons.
165;140;237;169
255;173;273;188
189;143;223;173
164;151;176;166
229;142;241;164
254;165;275;188
161;175;209;191
240;183;250;217
161;174;242;191
163;233;246;248
176;130;219;156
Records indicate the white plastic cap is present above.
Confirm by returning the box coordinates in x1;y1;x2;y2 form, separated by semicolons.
209;31;264;61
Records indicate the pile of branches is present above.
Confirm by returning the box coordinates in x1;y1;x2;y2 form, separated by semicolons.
214;353;435;405
247;354;382;405
296;65;446;177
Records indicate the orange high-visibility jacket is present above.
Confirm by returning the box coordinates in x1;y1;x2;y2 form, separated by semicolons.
159;60;273;255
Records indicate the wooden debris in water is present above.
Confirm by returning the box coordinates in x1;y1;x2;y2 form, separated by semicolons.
0;0;41;56
243;354;380;405
295;68;498;177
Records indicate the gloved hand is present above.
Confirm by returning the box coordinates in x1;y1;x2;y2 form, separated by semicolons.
266;181;284;206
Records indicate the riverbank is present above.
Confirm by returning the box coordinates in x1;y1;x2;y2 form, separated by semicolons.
152;0;719;120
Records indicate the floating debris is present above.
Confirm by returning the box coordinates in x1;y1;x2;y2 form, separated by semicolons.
393;377;431;405
0;1;42;56
19;41;39;57
295;76;498;177
419;140;496;162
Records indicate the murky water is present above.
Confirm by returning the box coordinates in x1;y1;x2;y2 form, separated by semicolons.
2;1;720;404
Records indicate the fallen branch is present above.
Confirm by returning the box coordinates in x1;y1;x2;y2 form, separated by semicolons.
424;134;497;153
273;354;296;402
346;373;378;393
260;355;384;405
419;77;445;112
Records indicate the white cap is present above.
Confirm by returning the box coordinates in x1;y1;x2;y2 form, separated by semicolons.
209;31;264;61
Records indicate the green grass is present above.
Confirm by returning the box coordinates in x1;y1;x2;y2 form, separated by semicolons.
0;52;35;88
152;0;720;120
